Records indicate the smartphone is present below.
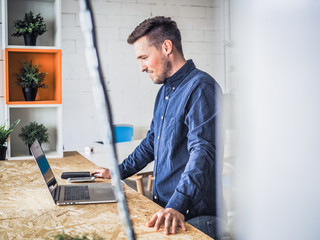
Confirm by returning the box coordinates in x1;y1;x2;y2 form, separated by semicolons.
67;176;95;183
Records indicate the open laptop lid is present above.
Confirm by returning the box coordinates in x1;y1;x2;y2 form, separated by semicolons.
30;140;58;196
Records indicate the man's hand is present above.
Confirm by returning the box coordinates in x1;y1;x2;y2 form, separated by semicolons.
147;208;187;235
91;168;111;179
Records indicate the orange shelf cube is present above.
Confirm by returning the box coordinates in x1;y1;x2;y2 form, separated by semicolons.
4;48;62;104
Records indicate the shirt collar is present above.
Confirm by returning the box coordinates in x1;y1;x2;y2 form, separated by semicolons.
164;59;195;89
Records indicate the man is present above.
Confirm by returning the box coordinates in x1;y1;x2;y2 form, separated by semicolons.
92;16;224;238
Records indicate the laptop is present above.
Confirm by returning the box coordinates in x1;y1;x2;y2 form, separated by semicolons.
30;140;116;205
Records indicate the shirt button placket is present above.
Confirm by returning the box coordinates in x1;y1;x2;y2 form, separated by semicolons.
154;92;169;200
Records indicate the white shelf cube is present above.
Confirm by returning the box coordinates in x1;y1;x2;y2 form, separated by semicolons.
6;104;63;159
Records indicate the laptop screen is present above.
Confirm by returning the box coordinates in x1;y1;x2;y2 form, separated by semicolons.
30;140;58;194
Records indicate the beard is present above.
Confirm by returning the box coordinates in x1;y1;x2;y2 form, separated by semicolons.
150;55;172;84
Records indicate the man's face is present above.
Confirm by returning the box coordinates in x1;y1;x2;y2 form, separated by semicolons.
133;36;171;84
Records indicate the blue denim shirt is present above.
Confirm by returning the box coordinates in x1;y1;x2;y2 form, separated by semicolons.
119;60;223;220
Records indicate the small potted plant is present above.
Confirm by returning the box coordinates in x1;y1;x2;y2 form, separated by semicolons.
16;60;48;101
0;119;20;160
53;231;103;240
19;121;49;155
11;11;47;46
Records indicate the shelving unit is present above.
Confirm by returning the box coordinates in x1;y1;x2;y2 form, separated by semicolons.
2;0;62;159
0;3;3;98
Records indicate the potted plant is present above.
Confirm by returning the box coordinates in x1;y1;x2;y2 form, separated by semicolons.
16;60;48;101
53;231;103;240
0;119;20;160
11;11;47;46
19;121;49;155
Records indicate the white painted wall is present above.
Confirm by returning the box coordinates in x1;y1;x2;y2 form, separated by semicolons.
61;0;226;150
0;0;226;149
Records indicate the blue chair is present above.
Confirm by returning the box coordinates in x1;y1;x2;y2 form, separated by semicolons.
113;125;133;143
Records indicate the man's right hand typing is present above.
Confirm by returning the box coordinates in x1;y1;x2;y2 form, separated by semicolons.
91;168;111;179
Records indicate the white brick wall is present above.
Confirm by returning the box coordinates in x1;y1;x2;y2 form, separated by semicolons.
61;0;226;150
0;0;226;149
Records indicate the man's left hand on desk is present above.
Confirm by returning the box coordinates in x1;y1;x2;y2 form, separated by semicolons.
147;208;187;235
92;167;188;235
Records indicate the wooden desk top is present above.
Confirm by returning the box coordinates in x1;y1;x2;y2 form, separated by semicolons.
0;152;211;239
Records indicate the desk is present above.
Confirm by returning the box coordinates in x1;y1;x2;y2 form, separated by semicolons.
0;152;211;239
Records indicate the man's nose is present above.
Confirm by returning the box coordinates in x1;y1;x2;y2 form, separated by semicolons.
140;62;147;72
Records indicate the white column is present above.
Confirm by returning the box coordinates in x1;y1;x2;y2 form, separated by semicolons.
234;1;320;239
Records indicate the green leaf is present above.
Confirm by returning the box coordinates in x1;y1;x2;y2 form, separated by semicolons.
19;121;49;145
0;119;20;146
11;11;47;37
16;60;48;89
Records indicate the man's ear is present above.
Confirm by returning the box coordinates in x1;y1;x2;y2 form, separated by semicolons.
162;40;173;55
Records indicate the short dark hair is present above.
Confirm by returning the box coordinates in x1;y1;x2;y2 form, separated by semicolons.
127;16;183;56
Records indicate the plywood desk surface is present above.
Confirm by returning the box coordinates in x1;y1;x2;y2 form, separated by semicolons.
0;151;211;240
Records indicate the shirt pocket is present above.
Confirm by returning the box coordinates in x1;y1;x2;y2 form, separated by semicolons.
162;116;176;145
161;116;176;154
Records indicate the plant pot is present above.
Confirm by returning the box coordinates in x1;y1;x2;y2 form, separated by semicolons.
22;87;38;101
0;146;7;160
28;144;32;155
23;33;38;46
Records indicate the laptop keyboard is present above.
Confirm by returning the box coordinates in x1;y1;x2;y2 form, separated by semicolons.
64;186;90;201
